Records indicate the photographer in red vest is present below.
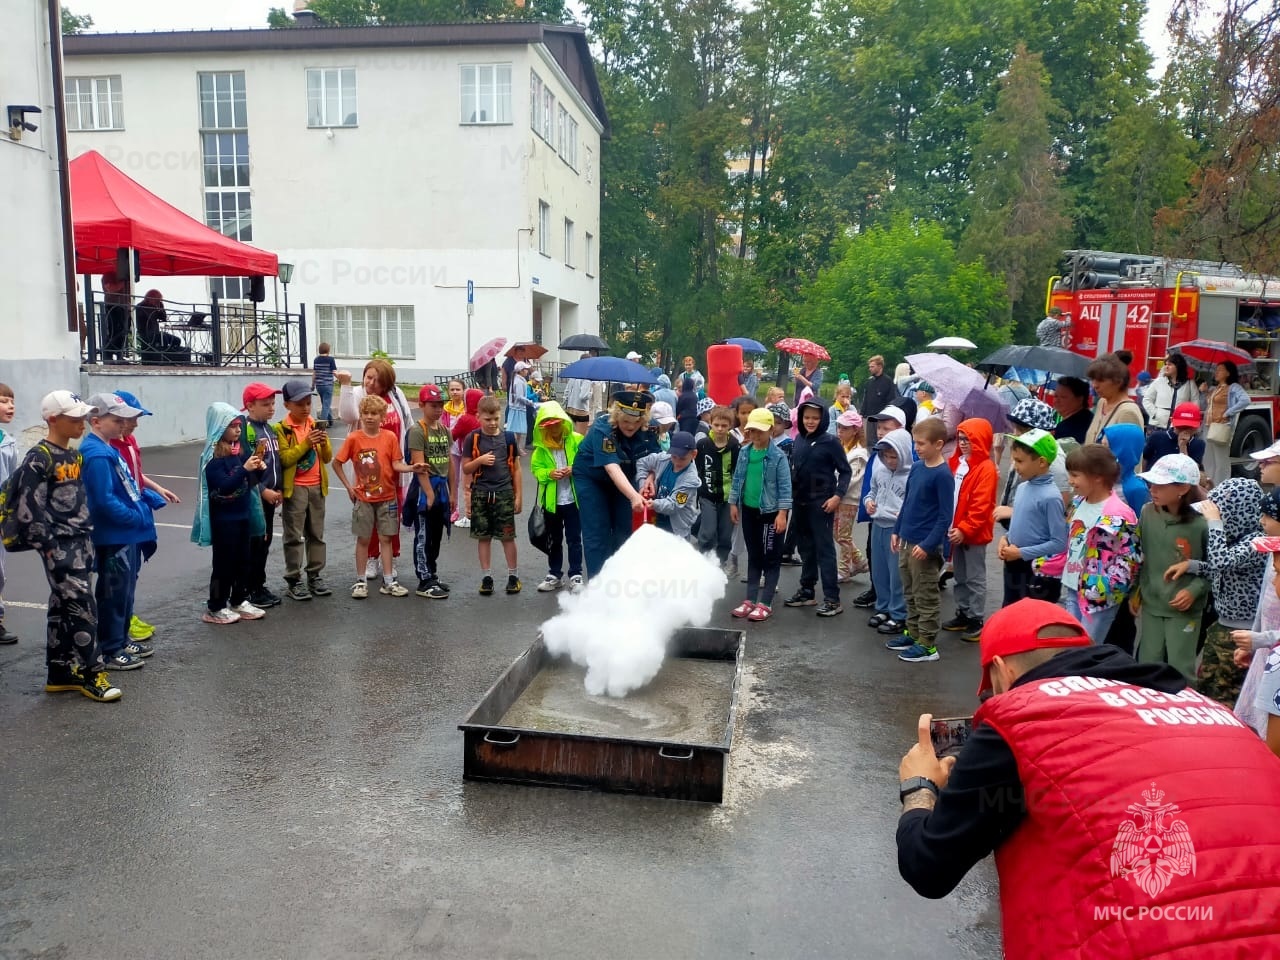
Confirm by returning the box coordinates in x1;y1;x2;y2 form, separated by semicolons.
896;599;1280;959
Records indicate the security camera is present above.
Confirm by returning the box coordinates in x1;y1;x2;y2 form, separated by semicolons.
13;120;37;133
7;104;41;141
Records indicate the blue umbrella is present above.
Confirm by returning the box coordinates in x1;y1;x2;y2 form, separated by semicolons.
559;356;659;384
726;337;767;353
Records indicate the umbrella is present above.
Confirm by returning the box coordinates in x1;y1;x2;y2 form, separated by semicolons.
1168;339;1255;375
559;333;609;352
928;336;978;351
469;336;507;372
506;341;548;361
906;352;1009;431
559;356;659;384
775;337;830;360
977;344;1091;379
727;337;767;353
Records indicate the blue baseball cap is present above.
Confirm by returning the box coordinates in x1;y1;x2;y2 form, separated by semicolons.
111;389;151;416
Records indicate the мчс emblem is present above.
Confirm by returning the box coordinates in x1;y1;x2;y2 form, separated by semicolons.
1110;782;1197;898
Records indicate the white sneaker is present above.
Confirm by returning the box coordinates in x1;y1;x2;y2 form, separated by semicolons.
364;557;379;579
537;575;562;592
233;600;266;620
567;575;585;593
380;580;409;597
456;517;471;528
202;607;241;625
351;580;368;599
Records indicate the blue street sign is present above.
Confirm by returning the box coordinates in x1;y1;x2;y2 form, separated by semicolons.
466;280;474;304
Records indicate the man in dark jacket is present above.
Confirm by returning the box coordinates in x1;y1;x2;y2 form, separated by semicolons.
896;599;1280;959
784;400;851;616
861;354;897;420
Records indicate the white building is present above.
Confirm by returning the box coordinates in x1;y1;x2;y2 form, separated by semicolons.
0;1;81;440
63;22;608;385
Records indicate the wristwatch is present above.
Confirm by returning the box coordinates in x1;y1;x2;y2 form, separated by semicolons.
899;776;940;804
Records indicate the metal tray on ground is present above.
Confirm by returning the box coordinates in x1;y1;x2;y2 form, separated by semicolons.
459;627;745;803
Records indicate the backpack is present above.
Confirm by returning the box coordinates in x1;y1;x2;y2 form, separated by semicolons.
469;428;519;483
0;441;54;552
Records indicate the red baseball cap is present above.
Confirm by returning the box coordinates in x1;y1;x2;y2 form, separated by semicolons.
418;384;443;403
242;382;281;408
1170;402;1202;429
977;599;1092;696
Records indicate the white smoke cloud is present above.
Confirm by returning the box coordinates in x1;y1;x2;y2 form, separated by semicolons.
540;524;728;697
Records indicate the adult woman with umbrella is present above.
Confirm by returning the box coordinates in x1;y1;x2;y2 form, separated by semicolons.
1203;360;1251;486
1143;353;1198;429
792;354;824;406
337;359;415;576
571;391;661;578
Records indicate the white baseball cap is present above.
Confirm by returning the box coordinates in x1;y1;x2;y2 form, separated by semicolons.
650;401;677;425
625;351;642;361
869;404;907;426
1251;440;1280;462
41;390;97;419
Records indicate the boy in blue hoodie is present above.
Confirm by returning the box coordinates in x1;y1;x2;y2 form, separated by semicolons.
785;399;852;617
81;393;158;671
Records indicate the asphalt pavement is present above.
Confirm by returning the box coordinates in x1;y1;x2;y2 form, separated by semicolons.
0;435;1001;960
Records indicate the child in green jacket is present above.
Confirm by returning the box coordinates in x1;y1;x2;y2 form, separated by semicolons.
530;402;584;593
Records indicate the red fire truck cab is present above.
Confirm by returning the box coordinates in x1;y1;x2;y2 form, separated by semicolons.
1048;250;1280;468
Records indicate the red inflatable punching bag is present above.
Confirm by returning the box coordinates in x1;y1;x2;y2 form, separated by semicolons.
707;344;743;407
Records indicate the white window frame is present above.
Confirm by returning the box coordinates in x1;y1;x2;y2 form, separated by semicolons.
65;75;124;131
538;201;551;256
585;232;595;277
564;218;574;268
316;304;417;360
460;63;512;125
560;111;579;171
529;71;543;133
307;67;357;128
541;87;556;148
199;71;252;300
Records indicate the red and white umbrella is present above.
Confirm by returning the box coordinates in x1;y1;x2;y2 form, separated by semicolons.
470;336;507;371
1168;339;1255;375
775;337;830;360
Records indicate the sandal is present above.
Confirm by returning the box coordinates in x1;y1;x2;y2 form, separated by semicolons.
731;600;755;618
747;603;772;622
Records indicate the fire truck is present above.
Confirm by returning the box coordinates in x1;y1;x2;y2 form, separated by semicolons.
1048;250;1280;465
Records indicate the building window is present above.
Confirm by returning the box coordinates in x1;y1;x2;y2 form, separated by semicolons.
199;72;252;300
541;87;556;147
307;67;357;127
564;218;574;267
65;76;124;131
557;106;578;170
585;232;594;277
538;201;551;256
317;304;416;360
460;63;512;124
530;71;542;133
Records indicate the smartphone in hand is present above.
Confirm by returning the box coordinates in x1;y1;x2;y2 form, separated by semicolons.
254;439;268;459
929;716;974;758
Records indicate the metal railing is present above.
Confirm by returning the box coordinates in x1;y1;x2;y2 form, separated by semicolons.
431;361;565;391
82;291;307;369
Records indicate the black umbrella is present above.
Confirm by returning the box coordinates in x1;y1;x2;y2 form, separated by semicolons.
558;333;610;352
977;344;1091;379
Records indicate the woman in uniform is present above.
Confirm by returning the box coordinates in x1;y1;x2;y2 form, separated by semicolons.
572;391;662;578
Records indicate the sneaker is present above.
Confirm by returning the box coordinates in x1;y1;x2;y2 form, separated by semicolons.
747;603;772;622
308;577;333;597
942;614;971;632
456;517;471;529
898;642;940;663
567;575;585;594
351;580;368;599
285;580;312;602
380;580;409;597
45;663;82;693
0;623;18;644
421;583;449;599
233;600;266;620
249;588;282;609
877;618;906;635
884;633;915;650
816;600;843;617
537;575;562;593
479;575;495;596
852;589;877;609
365;557;380;580
49;666;122;702
723;560;739;579
105;651;145;671
962;619;984;642
202;607;241;625
731;600;755;618
122;640;154;659
506;575;522;595
128;615;155;641
780;554;801;566
784;589;817;607
867;612;889;628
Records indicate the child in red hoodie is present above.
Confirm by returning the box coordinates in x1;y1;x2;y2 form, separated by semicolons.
450;388;484;528
942;417;997;640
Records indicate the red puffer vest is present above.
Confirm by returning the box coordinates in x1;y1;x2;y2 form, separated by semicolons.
976;676;1280;959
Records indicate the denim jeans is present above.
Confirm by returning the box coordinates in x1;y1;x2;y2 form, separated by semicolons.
94;542;138;656
545;502;583;579
317;383;334;423
870;524;906;621
1061;590;1118;643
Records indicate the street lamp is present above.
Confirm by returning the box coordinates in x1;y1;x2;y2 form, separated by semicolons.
278;262;294;318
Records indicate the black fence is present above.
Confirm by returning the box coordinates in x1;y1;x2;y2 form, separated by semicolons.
432;361;565;391
83;291;307;369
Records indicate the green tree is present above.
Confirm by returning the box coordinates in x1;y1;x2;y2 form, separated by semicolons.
267;7;296;27
306;0;569;23
61;7;93;34
960;45;1072;334
795;217;1009;377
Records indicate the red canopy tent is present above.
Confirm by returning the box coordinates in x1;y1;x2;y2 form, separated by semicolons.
69;150;278;278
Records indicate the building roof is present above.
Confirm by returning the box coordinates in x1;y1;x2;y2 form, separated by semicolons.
63;21;609;136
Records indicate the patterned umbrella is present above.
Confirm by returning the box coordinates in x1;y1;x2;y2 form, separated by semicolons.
775;337;830;360
469;336;507;371
1168;339;1255;375
905;352;1009;432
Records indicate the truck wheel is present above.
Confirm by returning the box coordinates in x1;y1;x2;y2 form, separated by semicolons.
1231;414;1272;478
